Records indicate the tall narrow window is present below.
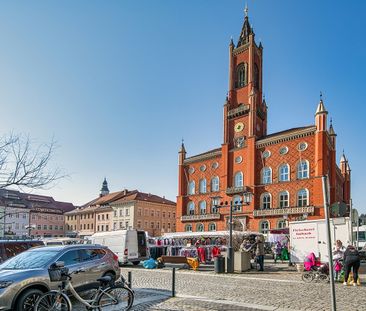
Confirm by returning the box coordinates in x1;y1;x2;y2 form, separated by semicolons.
262;167;272;184
211;198;219;214
185;224;192;232
277;220;287;229
234;172;243;187
297;189;308;207
261;193;271;209
259;220;269;234
297;160;309;179
279;191;289;208
208;223;216;231
279;164;290;182
197;223;204;232
236;63;247;88
211;176;220;192
254;63;259;89
187;202;195;215
199;201;207;215
199;179;207;194
233;195;242;212
188;181;195;195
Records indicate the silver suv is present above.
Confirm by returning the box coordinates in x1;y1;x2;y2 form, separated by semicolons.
0;244;120;311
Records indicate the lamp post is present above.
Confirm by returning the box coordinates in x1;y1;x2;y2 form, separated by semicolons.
212;191;253;273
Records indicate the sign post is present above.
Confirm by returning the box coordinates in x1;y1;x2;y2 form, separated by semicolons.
322;176;336;311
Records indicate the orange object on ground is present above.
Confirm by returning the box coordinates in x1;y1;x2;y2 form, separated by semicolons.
187;257;199;271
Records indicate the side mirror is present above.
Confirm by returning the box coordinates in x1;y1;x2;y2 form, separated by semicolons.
51;261;65;269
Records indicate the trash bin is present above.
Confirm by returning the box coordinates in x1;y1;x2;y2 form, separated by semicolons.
214;255;225;273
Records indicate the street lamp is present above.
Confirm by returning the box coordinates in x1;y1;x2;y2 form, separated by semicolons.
212;191;253;273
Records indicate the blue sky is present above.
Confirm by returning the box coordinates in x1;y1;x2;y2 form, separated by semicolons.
0;1;365;213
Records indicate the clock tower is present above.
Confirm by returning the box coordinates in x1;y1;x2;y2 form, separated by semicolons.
221;8;267;197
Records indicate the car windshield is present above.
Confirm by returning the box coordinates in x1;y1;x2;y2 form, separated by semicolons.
0;250;58;270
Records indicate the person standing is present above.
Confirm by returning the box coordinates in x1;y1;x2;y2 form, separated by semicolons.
333;240;346;281
343;245;361;286
255;235;265;271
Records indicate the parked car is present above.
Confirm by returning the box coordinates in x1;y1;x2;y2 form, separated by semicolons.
0;240;44;264
0;244;120;311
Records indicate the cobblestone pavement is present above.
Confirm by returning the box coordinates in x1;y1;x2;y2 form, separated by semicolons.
70;261;366;310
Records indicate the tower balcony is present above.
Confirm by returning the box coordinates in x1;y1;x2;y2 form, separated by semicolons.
226;186;247;196
180;213;221;222
227;104;250;119
253;206;315;217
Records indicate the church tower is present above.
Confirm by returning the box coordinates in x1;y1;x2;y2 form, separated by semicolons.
100;178;110;197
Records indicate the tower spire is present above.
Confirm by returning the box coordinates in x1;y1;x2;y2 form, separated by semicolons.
100;178;110;197
237;3;253;47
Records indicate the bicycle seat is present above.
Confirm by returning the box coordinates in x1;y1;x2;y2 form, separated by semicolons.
97;276;112;284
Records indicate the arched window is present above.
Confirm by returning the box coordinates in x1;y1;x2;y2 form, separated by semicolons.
211;198;219;214
234;172;243;187
188;181;195;195
199;179;207;194
185;224;192;232
297;160;309;179
199;201;207;215
277;220;287;229
236;63;247;88
232;195;242;212
211;176;220;192
259;220;269;234
297;189;309;207
187;202;195;215
197;223;204;232
208;223;216;231
279;164;290;182
279;191;289;208
261;193;271;210
262;167;272;184
254;63;259;89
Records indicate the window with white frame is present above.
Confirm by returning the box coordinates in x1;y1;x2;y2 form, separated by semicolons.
279;191;289;208
211;198;219;213
297;189;308;207
234;172;243;187
261;193;271;209
199;179;207;194
259;220;269;234
211;176;220;192
279;164;290;182
185;224;192;232
262;167;272;184
197;223;204;232
187;202;195;215
188;181;195;195
297;160;309;179
199;201;207;215
277;220;287;229
233;195;242;212
208;223;216;231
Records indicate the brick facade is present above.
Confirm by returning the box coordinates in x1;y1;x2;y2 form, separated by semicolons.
176;11;351;234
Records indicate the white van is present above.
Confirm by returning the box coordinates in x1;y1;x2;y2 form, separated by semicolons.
90;229;147;266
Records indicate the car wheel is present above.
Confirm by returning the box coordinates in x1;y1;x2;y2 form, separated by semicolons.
132;261;140;266
16;288;44;311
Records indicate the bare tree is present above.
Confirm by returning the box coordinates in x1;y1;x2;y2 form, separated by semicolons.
0;133;64;190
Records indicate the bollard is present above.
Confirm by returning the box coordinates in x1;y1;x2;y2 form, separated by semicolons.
172;268;176;297
128;271;132;289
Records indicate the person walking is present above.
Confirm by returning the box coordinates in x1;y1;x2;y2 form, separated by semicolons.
255;235;265;271
343;245;361;286
333;240;345;281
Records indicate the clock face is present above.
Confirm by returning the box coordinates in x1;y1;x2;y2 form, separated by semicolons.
234;122;244;133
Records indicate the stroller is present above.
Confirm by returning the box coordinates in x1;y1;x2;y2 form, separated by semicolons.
302;252;330;283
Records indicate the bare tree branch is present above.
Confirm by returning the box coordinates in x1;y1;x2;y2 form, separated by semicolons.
0;133;66;190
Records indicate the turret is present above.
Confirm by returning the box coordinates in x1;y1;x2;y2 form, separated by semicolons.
100;178;109;197
315;94;328;132
328;118;336;146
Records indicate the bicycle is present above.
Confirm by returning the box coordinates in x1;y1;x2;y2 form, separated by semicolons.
34;261;134;311
301;263;330;283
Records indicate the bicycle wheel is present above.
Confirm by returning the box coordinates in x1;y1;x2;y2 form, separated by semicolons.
319;273;330;283
301;272;314;283
97;285;134;311
34;291;71;311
